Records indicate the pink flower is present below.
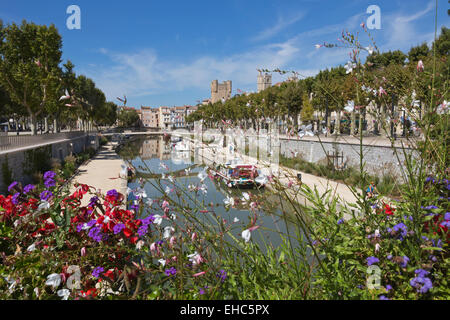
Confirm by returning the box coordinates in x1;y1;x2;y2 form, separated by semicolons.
378;86;387;96
417;60;424;72
150;242;157;251
360;22;365;28
193;271;206;277
191;232;198;241
80;247;86;257
169;236;176;247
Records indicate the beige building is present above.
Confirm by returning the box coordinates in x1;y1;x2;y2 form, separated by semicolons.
159;106;172;129
257;71;272;93
211;80;232;104
140;106;159;128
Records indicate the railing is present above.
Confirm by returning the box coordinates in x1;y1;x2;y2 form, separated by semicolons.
0;131;89;152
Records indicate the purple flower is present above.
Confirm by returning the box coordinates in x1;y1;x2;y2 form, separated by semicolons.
387;254;393;260
337;219;344;225
88;196;99;207
113;223;125;235
399;256;410;268
40;190;53;201
379;295;390;300
43;171;56;180
366;256;379;266
392;222;407;240
44;178;56;188
415;269;430;278
23;184;35;193
76;223;84;233
8;181;18;193
410;274;433;294
11;192;20;205
92;266;104;278
137;225;148;237
165;267;177;276
88;226;103;242
217;269;227;282
424;205;438;210
130;204;140;212
386;285;393;292
86;219;97;228
140;215;155;226
106;189;118;199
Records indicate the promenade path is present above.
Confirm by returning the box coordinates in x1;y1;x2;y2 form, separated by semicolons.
69;142;128;207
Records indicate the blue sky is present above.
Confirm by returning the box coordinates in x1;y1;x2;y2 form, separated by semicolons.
1;0;448;108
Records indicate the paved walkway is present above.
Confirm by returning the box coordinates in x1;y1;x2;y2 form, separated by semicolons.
69;142;128;206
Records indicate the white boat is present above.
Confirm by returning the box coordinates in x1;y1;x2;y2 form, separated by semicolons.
172;141;190;152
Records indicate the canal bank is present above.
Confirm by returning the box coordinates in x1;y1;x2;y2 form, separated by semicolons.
69;141;128;206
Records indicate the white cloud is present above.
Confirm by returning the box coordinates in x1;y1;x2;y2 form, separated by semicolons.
81;39;302;103
251;12;305;42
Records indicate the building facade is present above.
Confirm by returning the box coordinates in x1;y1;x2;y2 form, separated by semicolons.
211;80;232;104
140;106;159;128
257;71;272;92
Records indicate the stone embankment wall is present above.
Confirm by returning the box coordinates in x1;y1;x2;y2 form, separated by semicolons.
0;134;99;193
278;138;415;178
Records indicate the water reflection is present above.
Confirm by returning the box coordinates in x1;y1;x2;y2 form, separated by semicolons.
119;135;302;249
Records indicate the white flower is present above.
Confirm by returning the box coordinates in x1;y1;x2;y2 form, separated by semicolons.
184;167;191;175
199;184;208;195
103;215;111;224
27;243;36;252
233;217;239;223
224;195;235;207
365;46;374;55
242;229;252;243
170;213;177;220
37;201;50;212
187;252;204;265
146;198;154;206
168;175;174;183
344;100;355;113
437;100;449;115
375;229;380;237
164;186;172;194
163;226;175;239
375;243;381;253
45;273;61;289
241;192;250;203
344;61;356;74
153;214;163;225
136;240;145;250
57;289;70;300
135;188;147;199
197;169;207;182
158;259;166;267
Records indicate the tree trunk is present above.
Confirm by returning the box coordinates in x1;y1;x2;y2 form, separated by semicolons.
44;117;49;134
335;111;341;136
29;113;37;136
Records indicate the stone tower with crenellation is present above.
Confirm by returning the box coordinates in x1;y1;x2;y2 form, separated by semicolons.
257;71;272;93
211;80;232;104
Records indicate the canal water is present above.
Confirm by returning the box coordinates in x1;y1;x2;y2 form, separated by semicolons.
118;135;304;250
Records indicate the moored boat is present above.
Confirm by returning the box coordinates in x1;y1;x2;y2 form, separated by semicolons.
209;159;267;188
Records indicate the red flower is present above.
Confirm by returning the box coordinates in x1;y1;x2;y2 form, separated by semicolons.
383;203;395;216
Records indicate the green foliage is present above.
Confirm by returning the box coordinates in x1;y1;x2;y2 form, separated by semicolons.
1;155;13;194
23;146;52;179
